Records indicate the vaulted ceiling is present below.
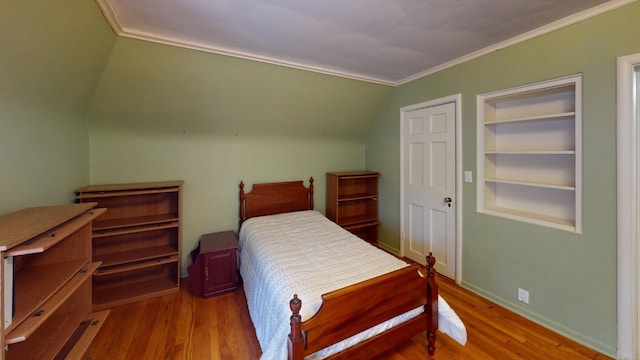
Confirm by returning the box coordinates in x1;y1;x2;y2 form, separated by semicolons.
97;0;610;85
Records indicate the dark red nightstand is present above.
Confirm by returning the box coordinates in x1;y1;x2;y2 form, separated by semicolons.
187;230;238;297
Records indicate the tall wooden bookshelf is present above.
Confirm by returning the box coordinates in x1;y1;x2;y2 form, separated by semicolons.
75;181;183;310
326;171;380;244
0;203;109;360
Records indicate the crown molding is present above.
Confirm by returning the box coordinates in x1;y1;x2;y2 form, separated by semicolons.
395;0;638;85
96;0;637;87
96;0;122;34
94;0;394;86
121;30;395;86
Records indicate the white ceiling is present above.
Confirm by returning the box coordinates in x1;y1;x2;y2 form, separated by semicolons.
98;0;616;85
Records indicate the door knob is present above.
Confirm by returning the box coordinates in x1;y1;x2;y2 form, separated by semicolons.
444;197;452;207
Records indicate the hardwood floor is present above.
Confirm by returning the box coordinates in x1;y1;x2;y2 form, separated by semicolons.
91;274;611;360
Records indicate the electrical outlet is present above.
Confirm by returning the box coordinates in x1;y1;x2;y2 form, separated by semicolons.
518;288;529;304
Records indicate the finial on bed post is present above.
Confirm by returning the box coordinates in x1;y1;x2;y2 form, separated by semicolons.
425;252;438;355
288;294;304;360
309;177;314;210
239;181;245;231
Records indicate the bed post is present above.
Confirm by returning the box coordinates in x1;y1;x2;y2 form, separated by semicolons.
239;181;245;231
309;177;314;210
426;252;439;356
288;294;304;360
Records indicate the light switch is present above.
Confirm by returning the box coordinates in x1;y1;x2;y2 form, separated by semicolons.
464;171;473;183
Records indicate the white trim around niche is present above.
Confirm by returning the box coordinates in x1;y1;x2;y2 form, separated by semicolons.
617;52;640;360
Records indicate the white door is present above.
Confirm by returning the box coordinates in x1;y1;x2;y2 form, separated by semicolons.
401;102;456;278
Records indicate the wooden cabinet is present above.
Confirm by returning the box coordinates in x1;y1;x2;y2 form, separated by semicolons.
326;171;380;244
477;74;582;232
187;231;238;297
75;181;183;310
0;203;109;360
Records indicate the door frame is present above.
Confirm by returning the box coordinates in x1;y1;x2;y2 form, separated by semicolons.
617;52;640;360
399;94;463;284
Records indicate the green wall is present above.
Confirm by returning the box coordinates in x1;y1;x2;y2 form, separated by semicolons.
4;0;636;355
0;0;115;214
87;38;392;274
366;3;640;356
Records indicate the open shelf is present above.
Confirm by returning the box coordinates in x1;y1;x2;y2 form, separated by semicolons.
94;278;178;309
485;150;575;155
343;223;380;244
337;193;378;202
92;221;179;238
6;262;99;345
93;214;179;232
327;171;380;244
485;178;575;191
94;245;178;268
477;74;582;232
0;203;97;251
76;181;183;310
5;209;105;256
337;215;380;228
482;178;577;230
76;187;178;199
57;310;110;360
95;255;178;276
0;203;107;360
8;259;88;335
483;206;575;231
93;272;178;310
484;111;575;125
483;117;575;152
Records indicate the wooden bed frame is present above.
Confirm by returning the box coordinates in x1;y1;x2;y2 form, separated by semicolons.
239;178;439;359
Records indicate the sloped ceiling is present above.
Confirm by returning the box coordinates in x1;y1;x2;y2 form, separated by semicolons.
97;0;621;85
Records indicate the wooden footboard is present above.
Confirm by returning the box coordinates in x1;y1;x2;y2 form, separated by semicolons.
288;253;439;359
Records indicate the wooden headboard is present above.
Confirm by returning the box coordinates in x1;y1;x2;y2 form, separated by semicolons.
239;177;314;229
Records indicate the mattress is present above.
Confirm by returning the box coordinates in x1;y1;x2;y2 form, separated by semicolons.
238;210;466;359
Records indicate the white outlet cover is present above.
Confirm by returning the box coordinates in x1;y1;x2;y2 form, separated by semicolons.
518;288;530;304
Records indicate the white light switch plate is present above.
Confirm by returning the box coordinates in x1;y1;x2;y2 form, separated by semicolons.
464;171;473;183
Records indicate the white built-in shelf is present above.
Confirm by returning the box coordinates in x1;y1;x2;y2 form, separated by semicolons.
484;178;575;191
484;111;575;125
477;74;582;232
483;206;575;230
484;150;575;155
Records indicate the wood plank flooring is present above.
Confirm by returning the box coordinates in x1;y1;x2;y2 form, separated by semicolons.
91;272;611;360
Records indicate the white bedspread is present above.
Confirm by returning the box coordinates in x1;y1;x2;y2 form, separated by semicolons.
238;210;466;360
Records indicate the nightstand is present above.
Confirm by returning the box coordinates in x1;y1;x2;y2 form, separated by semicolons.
187;230;238;297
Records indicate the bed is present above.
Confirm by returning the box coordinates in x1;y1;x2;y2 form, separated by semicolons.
238;178;466;359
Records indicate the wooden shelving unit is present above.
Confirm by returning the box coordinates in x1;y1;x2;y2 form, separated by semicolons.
326;171;380;244
477;74;582;232
0;203;109;360
75;181;183;310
